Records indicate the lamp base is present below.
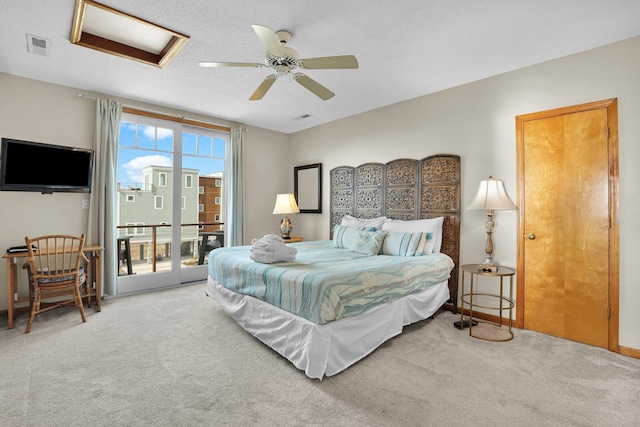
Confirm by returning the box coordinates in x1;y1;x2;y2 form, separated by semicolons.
477;262;498;272
280;214;292;240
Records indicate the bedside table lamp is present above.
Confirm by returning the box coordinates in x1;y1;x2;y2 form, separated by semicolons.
467;176;517;272
273;193;300;239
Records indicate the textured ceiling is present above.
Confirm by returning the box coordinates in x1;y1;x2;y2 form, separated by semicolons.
2;1;640;134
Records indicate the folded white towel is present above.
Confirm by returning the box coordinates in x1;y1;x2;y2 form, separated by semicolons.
250;234;297;264
250;247;297;263
262;234;284;244
249;251;275;263
251;234;284;249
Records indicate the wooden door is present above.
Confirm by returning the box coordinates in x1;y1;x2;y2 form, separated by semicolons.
515;99;619;350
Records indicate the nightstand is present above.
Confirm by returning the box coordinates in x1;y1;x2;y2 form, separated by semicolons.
284;237;303;243
457;264;515;342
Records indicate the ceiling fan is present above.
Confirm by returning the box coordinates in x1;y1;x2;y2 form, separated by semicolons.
199;24;359;101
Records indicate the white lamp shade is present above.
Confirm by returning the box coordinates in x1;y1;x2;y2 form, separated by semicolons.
467;177;517;210
273;193;300;214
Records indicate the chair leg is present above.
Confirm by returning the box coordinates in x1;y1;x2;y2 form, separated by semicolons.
25;293;39;334
75;287;87;323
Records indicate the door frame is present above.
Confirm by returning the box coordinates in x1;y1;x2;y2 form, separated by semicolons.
116;111;230;295
515;98;619;352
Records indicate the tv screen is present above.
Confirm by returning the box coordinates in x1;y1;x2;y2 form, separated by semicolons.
0;138;94;193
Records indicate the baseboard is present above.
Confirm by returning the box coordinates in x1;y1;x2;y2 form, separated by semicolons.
453;307;640;360
619;345;640;359
454;306;512;327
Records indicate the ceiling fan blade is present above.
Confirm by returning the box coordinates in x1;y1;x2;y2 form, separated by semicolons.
294;73;335;100
251;24;283;57
199;61;264;68
300;55;359;69
249;75;277;100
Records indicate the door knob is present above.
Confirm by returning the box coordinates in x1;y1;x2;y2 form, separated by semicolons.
528;233;536;240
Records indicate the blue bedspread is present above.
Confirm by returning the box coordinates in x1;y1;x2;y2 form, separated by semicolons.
208;240;453;324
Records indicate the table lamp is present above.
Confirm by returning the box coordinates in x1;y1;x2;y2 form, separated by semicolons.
467;176;517;272
273;193;300;239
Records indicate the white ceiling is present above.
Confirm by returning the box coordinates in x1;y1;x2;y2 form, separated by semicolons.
2;1;640;134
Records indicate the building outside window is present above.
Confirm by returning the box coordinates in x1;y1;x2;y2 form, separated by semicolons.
117;114;228;281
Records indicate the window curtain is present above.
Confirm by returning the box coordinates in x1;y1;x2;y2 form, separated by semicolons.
225;125;245;246
87;98;122;296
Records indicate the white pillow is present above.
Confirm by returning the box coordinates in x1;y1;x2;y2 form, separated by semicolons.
340;215;387;231
381;217;444;254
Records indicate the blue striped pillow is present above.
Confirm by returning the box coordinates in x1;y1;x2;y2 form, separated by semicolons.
332;224;385;256
381;231;425;256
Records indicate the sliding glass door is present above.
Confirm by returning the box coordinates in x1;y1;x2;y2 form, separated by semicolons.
115;113;228;295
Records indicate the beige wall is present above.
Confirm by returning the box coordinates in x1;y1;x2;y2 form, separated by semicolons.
0;73;289;312
289;36;640;350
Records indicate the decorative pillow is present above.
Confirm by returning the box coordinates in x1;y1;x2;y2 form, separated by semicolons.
381;231;425;257
340;215;387;231
332;224;385;256
381;217;444;254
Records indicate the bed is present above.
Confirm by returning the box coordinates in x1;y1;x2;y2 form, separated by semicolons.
206;154;461;379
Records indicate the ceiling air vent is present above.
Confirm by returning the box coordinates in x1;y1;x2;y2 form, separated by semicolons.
26;34;51;56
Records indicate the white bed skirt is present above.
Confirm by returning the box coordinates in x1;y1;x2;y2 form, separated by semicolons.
206;277;450;380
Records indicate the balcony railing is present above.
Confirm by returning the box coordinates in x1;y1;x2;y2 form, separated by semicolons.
118;182;152;191
116;222;223;274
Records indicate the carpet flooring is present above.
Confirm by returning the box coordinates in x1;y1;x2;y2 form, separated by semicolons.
1;282;639;426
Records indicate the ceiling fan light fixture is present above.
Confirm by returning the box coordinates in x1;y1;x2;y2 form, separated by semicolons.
266;45;300;69
274;64;289;77
200;24;357;101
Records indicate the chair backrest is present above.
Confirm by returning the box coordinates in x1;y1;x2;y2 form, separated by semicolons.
24;234;86;286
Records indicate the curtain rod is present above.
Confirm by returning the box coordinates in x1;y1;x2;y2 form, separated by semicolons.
76;92;233;132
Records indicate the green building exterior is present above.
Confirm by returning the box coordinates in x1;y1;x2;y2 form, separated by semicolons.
117;165;200;264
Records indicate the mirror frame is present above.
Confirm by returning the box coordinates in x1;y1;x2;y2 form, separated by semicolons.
294;163;322;213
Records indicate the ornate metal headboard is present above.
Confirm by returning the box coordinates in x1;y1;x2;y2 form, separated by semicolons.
329;154;461;311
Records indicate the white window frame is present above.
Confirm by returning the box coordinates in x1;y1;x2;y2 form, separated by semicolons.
198;186;204;194
126;195;135;202
215;197;221;205
185;174;193;188
214;214;221;222
215;179;221;187
154;196;163;209
181;196;186;209
118;112;230;293
198;204;204;212
159;172;168;188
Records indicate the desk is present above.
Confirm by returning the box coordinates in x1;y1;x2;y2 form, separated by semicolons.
458;264;515;342
3;245;103;329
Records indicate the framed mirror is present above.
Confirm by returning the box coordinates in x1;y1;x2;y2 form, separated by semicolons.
294;163;322;213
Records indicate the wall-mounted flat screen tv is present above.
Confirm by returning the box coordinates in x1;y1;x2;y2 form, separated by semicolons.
0;138;94;194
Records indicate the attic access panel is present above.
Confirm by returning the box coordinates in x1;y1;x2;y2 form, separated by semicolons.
70;0;189;68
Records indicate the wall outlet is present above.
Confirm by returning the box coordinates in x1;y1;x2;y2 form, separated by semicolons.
82;199;89;209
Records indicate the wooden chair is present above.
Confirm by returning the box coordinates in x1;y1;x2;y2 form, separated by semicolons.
22;234;89;334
